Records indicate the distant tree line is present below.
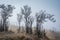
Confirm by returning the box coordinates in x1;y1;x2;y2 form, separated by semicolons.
0;4;56;38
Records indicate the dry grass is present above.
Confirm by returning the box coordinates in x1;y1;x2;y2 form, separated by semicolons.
0;26;60;40
0;31;45;40
0;31;58;40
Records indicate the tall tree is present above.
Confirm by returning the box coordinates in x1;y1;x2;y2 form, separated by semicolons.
17;13;22;33
0;4;15;31
0;19;3;32
27;16;34;34
35;10;56;38
21;5;31;33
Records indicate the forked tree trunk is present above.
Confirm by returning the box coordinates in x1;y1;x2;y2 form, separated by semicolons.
29;22;32;34
26;18;28;33
18;23;20;33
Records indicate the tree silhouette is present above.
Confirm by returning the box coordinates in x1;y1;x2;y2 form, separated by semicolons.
0;4;15;31
35;10;56;38
27;16;34;34
17;13;22;33
21;5;31;33
0;19;3;32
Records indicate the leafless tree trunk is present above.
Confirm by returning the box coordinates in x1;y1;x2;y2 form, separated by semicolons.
0;4;14;32
17;13;22;33
35;10;56;38
21;5;31;34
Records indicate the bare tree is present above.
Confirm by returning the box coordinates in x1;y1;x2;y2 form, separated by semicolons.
0;19;3;32
17;13;22;33
27;16;34;34
0;4;15;31
35;10;56;38
21;5;31;33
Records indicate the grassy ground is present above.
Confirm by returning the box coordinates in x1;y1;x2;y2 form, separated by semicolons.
0;30;60;40
0;32;40;40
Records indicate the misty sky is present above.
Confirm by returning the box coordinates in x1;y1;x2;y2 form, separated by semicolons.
0;0;60;31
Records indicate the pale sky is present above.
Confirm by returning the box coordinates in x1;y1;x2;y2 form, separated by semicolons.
0;0;60;31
